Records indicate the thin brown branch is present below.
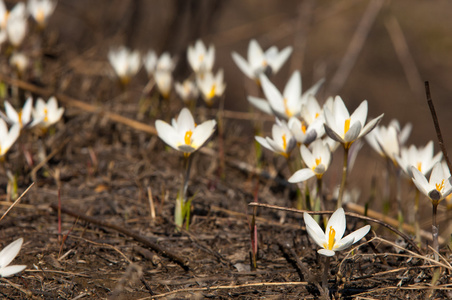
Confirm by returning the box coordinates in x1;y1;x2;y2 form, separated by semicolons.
50;204;190;270
140;281;309;299
248;202;422;254
425;81;452;174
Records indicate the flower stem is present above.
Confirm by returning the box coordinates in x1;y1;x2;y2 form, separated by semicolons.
175;154;194;230
183;154;193;202
314;177;323;223
414;189;421;246
396;169;404;231
432;202;439;261
337;146;350;208
322;256;330;295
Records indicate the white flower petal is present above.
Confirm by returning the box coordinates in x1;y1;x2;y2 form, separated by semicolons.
303;212;326;248
288;168;315;183
0;238;23;269
326;208;346;241
155;120;180;151
231;52;254;79
0;265;26;277
318;249;336;257
247;96;273;115
191;120;216;149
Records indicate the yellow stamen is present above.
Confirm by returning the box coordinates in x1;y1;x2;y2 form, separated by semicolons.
325;226;336;250
315;157;322;166
18;110;23;126
262;60;267;67
344;118;351;135
436;179;445;192
282;134;287;151
184;130;193;145
283;98;292;117
417;162;422;172
199;54;204;62
207;85;216;100
301;124;306;134
315;112;319;119
44;108;48;122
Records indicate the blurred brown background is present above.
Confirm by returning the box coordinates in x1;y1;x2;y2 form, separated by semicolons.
50;0;452;145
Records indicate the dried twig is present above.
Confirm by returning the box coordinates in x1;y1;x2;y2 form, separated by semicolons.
425;81;452;173
138;281;309;299
345;202;444;244
248;202;422;254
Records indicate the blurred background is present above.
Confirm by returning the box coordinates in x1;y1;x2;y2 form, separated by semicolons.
8;0;452;234
50;0;452;143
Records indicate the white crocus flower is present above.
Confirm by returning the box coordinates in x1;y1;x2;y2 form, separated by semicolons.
143;50;157;76
175;79;199;104
155;108;216;156
9;52;29;75
411;162;452;205
6;2;28;48
301;95;331;126
231;39;293;81
0;118;19;157
196;69;226;106
0;238;26;277
108;46;141;85
3;97;33;128
154;70;172;99
365;119;412;165
288;116;322;146
289;139;332;182
31;96;64;128
248;71;323;120
255;119;296;158
304;208;371;257
323;96;383;149
395;141;442;178
27;0;57;28
187;39;214;75
143;51;175;76
365;124;399;162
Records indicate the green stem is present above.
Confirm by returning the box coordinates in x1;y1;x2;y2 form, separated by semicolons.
322;256;330;295
414;189;421;246
396;169;403;231
176;154;193;230
337;146;349;208
432;202;439;261
314;177;323;223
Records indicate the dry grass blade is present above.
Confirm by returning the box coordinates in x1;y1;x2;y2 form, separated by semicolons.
0;183;35;222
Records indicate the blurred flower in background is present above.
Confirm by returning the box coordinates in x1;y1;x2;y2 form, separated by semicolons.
231;39;293;82
108;46;141;86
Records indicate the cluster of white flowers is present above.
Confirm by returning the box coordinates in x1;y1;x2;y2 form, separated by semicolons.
108;39;226;107
0;0;57;74
0;96;64;157
367;121;452;205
